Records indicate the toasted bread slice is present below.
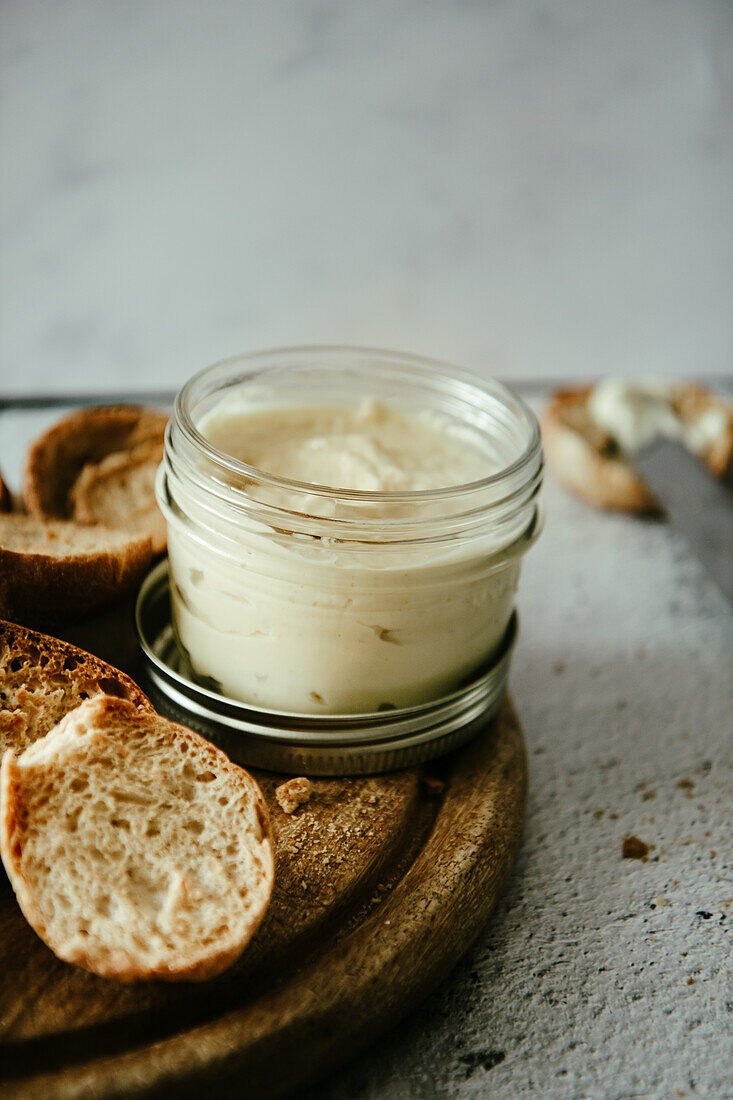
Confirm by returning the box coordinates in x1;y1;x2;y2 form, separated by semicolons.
24;406;167;549
0;619;152;758
71;439;167;555
0;695;274;982
0;514;152;631
543;384;733;513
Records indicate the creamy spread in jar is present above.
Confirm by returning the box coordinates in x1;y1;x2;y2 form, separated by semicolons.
160;351;542;715
200;398;496;506
588;379;727;455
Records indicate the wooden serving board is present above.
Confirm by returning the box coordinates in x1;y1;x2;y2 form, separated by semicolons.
0;698;527;1100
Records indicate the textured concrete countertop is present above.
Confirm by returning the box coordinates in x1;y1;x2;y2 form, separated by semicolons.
1;391;731;1099
312;423;733;1100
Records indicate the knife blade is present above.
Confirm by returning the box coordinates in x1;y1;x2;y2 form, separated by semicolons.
633;439;733;602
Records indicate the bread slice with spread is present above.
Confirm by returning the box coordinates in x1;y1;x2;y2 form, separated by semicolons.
543;382;733;513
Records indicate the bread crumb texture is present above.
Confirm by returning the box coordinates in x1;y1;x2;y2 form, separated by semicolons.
0;695;273;982
23;404;168;555
24;406;167;520
71;439;167;555
276;777;313;814
0;619;152;756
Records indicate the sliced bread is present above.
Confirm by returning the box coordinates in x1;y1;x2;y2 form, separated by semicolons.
70;439;167;555
543;384;733;513
0;695;274;982
0;619;153;758
24;405;168;552
0;514;152;631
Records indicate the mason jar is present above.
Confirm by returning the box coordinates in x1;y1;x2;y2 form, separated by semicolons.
156;346;543;716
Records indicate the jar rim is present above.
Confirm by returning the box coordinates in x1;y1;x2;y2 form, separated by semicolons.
174;344;541;504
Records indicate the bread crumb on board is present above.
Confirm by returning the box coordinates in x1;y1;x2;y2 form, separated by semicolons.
622;835;649;860
276;777;314;814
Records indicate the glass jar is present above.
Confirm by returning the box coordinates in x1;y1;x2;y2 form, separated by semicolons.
157;346;543;716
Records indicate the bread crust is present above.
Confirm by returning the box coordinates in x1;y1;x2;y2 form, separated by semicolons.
542;384;733;514
0;618;153;759
0;516;152;631
24;405;167;521
0;696;274;983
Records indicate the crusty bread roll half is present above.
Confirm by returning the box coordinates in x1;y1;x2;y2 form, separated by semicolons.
24;405;168;553
0;619;153;758
0;695;274;982
70;439;167;555
0;514;152;631
543;384;733;514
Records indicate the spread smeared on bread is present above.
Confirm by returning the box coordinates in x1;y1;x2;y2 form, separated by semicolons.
543;382;733;513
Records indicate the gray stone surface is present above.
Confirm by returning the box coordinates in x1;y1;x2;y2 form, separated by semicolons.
1;393;731;1099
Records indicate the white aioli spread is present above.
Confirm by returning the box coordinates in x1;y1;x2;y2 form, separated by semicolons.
167;400;523;713
588;379;726;455
202;398;494;501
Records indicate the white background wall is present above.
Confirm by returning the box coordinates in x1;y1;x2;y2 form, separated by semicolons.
1;0;731;396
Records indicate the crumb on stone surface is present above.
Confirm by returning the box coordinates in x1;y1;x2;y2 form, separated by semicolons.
622;835;649;860
276;777;314;814
677;778;695;790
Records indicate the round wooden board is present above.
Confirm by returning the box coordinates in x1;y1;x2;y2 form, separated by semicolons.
0;698;527;1100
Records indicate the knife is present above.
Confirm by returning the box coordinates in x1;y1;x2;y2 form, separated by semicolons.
633;439;733;602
